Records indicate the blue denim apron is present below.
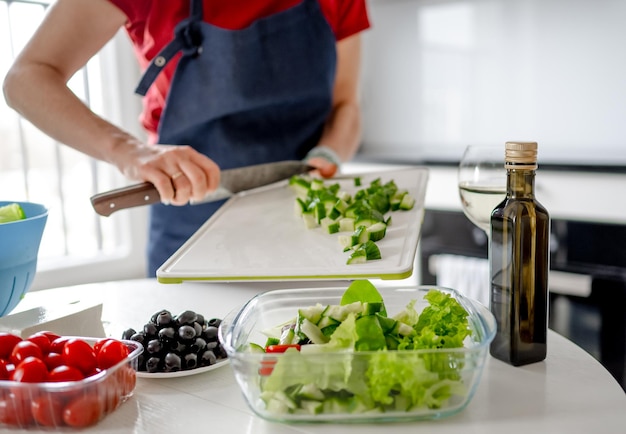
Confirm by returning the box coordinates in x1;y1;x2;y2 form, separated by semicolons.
135;0;337;276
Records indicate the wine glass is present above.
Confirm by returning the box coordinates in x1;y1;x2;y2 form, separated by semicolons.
458;145;507;234
456;145;507;307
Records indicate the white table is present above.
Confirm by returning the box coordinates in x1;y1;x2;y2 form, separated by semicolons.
3;278;625;433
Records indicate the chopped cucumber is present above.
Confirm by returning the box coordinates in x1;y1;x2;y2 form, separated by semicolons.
297;304;326;325
338;234;352;249
310;178;325;191
296;400;324;415
264;337;280;347
366;222;387;242
327;221;340;234
327;206;341;220
399;193;416;210
289;176;310;199
289;174;416;265
279;326;296;345
301;212;317;229
339;217;355;232
362;241;382;260
248;342;266;353
317;315;339;329
346;249;367;264
351;226;369;246
299;318;329;344
347;241;381;264
299;383;325;401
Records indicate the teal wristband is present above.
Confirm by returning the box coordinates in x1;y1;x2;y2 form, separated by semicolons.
304;146;342;167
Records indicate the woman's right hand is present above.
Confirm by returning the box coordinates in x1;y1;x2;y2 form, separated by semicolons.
114;142;221;206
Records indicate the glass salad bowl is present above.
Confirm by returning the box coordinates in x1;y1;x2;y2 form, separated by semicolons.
219;282;496;423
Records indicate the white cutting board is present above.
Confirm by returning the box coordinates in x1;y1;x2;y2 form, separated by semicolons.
156;166;429;283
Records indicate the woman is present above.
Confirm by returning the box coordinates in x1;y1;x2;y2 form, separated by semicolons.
3;0;370;275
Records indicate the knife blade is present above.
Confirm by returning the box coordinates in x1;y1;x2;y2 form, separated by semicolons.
90;160;314;217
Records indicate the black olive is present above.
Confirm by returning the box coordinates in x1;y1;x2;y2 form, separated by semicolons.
184;353;198;370
178;325;196;341
199;349;217;367
146;339;162;355
176;310;198;325
121;328;136;340
164;353;181;372
143;322;158;336
146;357;161;373
156;311;174;327
202;326;219;342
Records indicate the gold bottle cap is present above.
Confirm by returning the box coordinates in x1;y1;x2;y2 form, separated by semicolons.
505;141;538;169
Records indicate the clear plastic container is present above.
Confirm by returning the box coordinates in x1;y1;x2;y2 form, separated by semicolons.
219;285;496;423
0;338;142;429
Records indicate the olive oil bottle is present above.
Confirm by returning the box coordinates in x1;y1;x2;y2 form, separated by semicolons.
489;141;550;366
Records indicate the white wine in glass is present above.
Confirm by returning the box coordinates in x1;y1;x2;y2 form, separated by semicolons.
458;146;507;233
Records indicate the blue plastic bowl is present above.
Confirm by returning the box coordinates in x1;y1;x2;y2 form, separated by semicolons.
0;201;48;316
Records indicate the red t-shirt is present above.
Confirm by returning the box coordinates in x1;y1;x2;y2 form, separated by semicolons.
107;0;370;140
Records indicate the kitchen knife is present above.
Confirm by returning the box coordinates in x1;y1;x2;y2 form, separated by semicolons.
90;160;314;217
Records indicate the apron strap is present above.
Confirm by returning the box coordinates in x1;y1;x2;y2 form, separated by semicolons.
135;0;204;96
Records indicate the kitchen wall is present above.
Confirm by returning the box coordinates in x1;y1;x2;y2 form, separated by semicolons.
359;0;626;167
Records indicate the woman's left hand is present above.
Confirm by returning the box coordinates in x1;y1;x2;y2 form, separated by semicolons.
305;156;338;178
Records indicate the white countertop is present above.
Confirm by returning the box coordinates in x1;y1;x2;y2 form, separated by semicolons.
3;278;625;434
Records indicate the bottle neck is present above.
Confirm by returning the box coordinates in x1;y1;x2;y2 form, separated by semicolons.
506;168;536;198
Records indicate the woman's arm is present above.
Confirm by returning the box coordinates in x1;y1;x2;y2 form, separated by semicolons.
2;0;220;205
307;32;363;176
3;0;132;162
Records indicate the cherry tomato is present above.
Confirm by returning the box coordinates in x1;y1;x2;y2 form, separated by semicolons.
62;338;96;375
11;356;48;383
258;358;277;376
43;352;64;371
101;375;122;414
62;394;103;428
26;332;52;355
0;359;10;380
49;336;71;354
0;391;34;427
96;340;129;370
265;344;301;353
47;365;85;382
258;344;300;376
0;332;22;359
117;365;136;396
10;340;43;365
31;395;65;427
38;330;61;342
102;387;121;415
93;338;114;355
258;364;275;376
84;366;102;378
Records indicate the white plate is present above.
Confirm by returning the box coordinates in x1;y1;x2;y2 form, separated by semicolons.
135;359;229;378
156;166;429;283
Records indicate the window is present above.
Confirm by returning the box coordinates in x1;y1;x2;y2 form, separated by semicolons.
0;0;148;289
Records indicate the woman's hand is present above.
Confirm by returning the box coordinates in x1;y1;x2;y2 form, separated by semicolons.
305;156;338;179
114;143;221;206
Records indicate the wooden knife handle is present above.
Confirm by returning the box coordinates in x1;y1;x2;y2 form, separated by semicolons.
90;182;160;216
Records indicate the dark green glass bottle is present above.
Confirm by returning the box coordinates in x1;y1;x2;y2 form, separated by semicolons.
489;142;550;366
